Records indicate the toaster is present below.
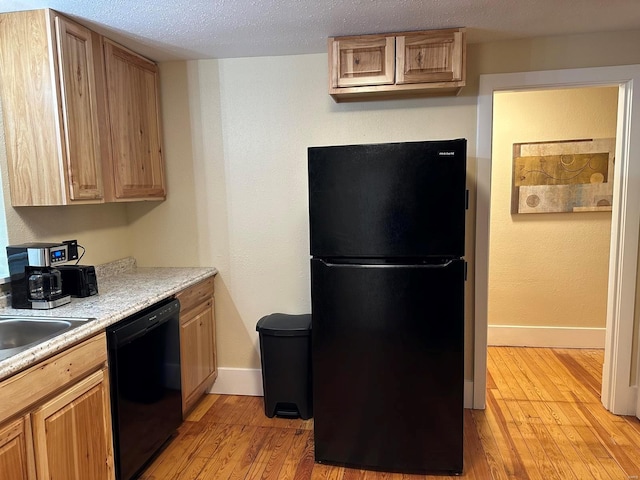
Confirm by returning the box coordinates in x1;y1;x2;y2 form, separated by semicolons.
58;265;99;298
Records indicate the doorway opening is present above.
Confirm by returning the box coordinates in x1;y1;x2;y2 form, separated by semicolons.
487;86;617;353
474;65;640;416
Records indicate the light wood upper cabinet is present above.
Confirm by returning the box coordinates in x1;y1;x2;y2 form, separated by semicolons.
329;28;466;102
0;9;103;206
396;30;465;84
103;39;166;201
55;16;104;201
176;277;217;415
331;35;395;88
0;8;166;206
0;416;36;480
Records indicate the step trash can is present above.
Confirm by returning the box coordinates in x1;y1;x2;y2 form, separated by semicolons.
256;313;312;420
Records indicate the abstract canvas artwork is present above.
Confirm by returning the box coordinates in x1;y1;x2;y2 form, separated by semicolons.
511;138;616;214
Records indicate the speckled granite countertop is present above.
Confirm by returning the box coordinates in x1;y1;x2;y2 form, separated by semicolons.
0;258;217;381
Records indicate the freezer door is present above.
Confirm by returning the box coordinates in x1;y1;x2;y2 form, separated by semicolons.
311;258;464;474
308;140;466;258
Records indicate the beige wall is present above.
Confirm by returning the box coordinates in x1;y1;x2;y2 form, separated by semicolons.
0;100;134;267
488;87;618;329
2;27;640;383
144;56;476;373
137;29;640;381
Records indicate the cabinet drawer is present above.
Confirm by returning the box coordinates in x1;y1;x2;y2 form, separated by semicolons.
0;333;107;424
176;277;214;315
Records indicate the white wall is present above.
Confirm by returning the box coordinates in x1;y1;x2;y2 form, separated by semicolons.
149;55;477;373
2;24;640;388
131;29;640;384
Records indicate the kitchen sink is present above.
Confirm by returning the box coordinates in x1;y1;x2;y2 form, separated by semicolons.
0;315;95;362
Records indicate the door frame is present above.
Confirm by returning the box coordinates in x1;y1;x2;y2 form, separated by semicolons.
474;65;640;414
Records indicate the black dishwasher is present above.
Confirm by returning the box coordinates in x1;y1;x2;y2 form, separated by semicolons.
107;298;182;480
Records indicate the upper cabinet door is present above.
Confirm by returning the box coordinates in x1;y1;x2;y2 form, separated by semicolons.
330;35;395;88
103;39;165;200
328;28;466;102
396;29;465;85
0;10;68;206
0;10;104;206
54;15;104;201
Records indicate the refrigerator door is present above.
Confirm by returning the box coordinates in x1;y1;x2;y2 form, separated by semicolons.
308;140;466;259
311;258;464;474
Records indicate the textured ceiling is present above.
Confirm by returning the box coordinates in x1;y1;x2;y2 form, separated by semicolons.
2;0;640;62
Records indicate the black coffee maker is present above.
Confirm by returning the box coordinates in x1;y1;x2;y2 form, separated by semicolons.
7;243;72;309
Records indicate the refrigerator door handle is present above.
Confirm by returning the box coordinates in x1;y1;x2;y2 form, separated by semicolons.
318;259;457;268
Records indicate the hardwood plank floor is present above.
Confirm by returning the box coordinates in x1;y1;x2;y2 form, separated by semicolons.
140;347;640;480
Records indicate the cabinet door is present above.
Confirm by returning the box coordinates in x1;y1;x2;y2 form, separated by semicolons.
0;10;67;206
55;15;104;201
103;39;165;200
31;369;115;480
0;416;36;480
396;29;464;85
329;35;395;88
180;299;216;413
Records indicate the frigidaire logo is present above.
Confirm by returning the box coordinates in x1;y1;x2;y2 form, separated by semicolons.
438;151;455;156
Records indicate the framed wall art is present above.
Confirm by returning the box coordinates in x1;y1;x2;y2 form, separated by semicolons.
511;138;615;214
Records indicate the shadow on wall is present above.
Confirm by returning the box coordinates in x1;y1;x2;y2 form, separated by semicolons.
11;203;130;240
125;201;159;224
213;275;262;370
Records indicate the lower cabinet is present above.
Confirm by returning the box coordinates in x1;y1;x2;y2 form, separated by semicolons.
0;416;35;480
0;279;218;479
0;334;115;480
176;277;217;415
31;368;113;480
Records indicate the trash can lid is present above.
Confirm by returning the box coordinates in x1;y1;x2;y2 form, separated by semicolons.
256;313;311;336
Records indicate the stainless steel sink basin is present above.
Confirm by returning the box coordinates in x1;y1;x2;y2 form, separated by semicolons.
0;315;95;361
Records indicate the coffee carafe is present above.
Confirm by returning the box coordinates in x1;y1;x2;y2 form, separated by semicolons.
28;268;63;301
7;243;72;309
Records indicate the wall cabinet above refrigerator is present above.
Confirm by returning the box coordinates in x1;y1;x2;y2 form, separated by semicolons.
328;28;466;102
0;9;166;206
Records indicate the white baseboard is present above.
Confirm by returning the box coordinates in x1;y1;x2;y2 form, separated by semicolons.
208;367;264;396
488;325;606;348
208;368;476;409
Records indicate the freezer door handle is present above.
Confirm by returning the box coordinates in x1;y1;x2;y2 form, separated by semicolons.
317;259;457;268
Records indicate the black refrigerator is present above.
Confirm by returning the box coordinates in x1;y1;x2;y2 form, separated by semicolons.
308;139;466;475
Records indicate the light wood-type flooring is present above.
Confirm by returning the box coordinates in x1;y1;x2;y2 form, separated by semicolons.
140;347;640;480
